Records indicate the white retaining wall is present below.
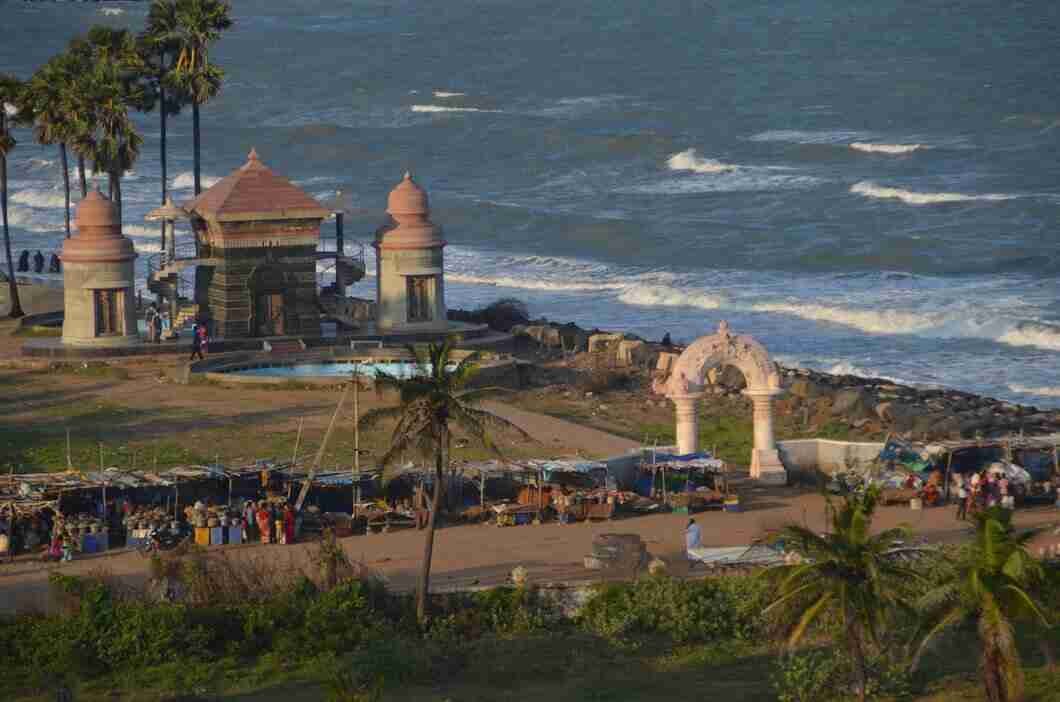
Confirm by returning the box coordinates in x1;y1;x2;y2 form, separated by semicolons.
778;439;885;482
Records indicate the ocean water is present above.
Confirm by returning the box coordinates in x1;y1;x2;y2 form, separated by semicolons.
2;0;1059;406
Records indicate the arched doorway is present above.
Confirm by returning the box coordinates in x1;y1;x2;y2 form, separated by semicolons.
655;321;786;484
248;264;294;337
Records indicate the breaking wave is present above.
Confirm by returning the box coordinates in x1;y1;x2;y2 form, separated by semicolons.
171;172;221;190
618;285;725;310
749;129;873;144
10;189;67;209
1008;383;1060;398
410;105;499;113
622;172;824;194
665;149;736;174
750;301;1060;352
446;272;624;292
433;91;465;98
849;142;924;155
850;181;1018;205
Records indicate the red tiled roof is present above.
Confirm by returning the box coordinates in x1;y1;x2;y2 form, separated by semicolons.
183;149;330;221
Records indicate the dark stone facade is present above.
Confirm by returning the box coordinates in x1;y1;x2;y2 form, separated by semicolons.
193;218;321;339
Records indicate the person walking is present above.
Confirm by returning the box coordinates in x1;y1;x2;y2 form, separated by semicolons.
283;503;296;545
197;323;209;357
955;474;968;520
189;323;204;361
152;308;163;344
145;304;157;343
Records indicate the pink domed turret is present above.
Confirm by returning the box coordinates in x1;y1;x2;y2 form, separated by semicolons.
376;172;445;251
386;172;430;219
62;190;137;264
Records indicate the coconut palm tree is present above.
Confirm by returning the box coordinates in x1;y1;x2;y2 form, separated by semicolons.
763;486;919;702
166;0;232;196
0;73;25;318
914;507;1050;702
68;27;155;226
141;0;187;221
359;340;532;623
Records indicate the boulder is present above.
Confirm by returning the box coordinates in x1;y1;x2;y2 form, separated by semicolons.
707;365;747;390
615;339;654;368
588;332;624;354
831;387;873;419
558;325;590;352
789;378;825;399
656;351;680;376
888;403;927;432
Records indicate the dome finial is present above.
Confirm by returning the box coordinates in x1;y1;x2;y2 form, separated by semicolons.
403;171;412;180
248;147;259;162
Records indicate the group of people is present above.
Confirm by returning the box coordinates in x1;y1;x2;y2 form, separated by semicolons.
242;500;296;545
142;304;211;359
953;471;1015;520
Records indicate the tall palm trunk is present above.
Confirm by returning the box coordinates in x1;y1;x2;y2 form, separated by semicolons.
110;171;122;227
59;143;71;239
847;616;868;702
416;424;447;623
159;60;168;251
982;642;1006;702
192;100;201;195
77;154;86;197
0;115;24;318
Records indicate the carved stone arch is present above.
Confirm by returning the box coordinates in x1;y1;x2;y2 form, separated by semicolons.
656;321;786;484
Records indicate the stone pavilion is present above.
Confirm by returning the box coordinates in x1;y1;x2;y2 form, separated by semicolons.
183;149;330;339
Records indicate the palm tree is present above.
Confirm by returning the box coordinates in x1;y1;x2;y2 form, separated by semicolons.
762;486;919;702
0;73;25;318
141;0;188;232
359;340;532;623
68;27;155;226
24;55;82;239
914;507;1050;702
166;0;232;196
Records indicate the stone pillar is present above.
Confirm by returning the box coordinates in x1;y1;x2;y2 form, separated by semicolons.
744;388;787;484
670;393;704;456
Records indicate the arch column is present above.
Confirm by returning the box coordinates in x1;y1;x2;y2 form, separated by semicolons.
671;393;705;455
744;388;786;484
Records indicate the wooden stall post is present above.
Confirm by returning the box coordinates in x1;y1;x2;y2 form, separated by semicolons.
943;450;954;502
66;428;72;470
292;418;304;466
353;374;361;509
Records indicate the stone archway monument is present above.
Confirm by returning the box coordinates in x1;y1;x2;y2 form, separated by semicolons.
657;321;786;484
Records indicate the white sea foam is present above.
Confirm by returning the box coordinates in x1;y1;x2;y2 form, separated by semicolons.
447;272;624;292
410;105;498;113
433;91;465;98
849;142;924;155
850;181;1017;205
100;7;124;15
665;149;736;174
10;189;67;209
997;322;1060;351
1008;383;1060;398
618;285;725;310
622;171;824;195
749;129;873;145
171;172;221;190
750;300;1060;353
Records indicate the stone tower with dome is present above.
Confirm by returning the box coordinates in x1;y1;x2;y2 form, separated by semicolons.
60;191;139;347
373;173;448;334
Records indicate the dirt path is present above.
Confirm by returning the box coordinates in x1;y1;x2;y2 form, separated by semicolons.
4;490;1057;615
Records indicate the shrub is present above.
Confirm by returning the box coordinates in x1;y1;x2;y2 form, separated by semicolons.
577;576;769;647
772;649;913;702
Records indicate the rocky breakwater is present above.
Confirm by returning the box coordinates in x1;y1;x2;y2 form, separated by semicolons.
774;367;1060;441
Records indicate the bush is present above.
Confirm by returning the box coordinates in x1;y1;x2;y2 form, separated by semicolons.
577;576;769;647
772;649;913;702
